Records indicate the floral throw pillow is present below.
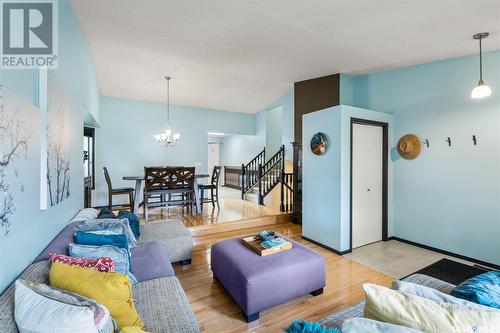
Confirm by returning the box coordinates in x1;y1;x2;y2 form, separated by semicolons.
49;253;115;273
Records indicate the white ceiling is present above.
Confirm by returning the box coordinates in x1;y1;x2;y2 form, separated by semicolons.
70;0;500;114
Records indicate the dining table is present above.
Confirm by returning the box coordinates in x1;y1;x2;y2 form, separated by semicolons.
123;174;209;214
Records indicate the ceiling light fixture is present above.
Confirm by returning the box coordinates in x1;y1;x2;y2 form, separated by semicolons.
155;76;180;147
471;32;491;99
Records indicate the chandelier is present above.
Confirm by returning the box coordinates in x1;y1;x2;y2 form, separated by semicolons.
155;76;180;146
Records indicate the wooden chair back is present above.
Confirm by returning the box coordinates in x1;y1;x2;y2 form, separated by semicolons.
103;167;112;192
211;166;221;187
144;167;195;192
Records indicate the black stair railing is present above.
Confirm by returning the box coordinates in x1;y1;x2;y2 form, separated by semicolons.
257;145;285;204
280;172;293;212
241;147;265;198
241;144;293;212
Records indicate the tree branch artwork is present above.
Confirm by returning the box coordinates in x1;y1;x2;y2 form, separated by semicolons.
46;86;70;207
0;85;31;236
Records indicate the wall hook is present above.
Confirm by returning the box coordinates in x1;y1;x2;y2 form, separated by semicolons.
472;135;477;145
423;139;429;148
446;137;452;146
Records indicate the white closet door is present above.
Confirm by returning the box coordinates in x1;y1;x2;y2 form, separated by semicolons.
352;123;383;248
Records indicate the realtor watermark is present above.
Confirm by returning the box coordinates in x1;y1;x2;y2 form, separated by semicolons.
1;0;58;69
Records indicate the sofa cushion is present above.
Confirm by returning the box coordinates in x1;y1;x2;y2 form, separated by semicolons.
401;273;455;294
131;242;175;281
49;262;144;329
68;243;137;284
49;253;115;273
69;208;99;223
341;318;422;333
118;210;140;238
37;226;171;283
14;279;114;333
393;280;490;309
319;300;365;329
319;274;457;330
76;230;130;251
75;218;137;248
133;276;199;333
139;219;193;263
363;283;500;333
0;261;50;333
451;270;500;309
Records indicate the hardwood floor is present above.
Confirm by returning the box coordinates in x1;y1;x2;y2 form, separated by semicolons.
141;199;283;228
171;219;393;332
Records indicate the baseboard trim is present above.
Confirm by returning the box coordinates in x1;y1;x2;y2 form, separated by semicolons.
302;236;352;255
391;237;500;270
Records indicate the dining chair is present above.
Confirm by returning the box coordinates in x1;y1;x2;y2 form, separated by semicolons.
103;167;135;211
143;167;197;220
199;166;221;211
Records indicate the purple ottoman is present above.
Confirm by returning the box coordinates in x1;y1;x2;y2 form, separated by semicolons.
211;236;326;322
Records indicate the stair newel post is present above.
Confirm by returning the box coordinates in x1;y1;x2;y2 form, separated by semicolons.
258;164;264;205
280;169;285;212
280;144;285;211
241;163;245;199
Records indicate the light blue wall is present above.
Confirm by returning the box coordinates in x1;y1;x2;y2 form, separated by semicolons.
220;135;264;167
340;74;354;106
262;89;294;159
351;50;500;264
265;106;283;155
0;0;100;292
94;96;256;206
302;106;342;250
302;105;393;252
219;89;293;167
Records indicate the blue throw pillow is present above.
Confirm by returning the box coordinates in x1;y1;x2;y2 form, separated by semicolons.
74;218;137;248
451;270;500;309
117;210;140;238
286;320;341;333
97;208;117;219
75;231;129;252
68;243;137;284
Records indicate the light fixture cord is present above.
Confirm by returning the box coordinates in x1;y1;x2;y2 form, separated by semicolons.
166;77;170;125
479;38;483;81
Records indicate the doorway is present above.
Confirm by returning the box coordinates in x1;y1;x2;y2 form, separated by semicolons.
207;142;220;177
350;118;388;250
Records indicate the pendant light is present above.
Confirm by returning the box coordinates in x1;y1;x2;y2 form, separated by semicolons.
155;76;180;146
471;32;491;99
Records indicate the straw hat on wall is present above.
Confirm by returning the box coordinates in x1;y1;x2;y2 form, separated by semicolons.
397;134;421;160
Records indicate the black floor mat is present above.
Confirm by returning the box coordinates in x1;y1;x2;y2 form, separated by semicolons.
404;258;490;285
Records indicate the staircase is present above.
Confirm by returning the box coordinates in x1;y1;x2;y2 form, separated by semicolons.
241;145;293;212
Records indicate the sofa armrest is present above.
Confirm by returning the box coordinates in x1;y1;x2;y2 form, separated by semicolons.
401;273;455;294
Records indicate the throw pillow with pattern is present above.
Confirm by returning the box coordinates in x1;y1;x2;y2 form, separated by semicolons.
49;253;115;273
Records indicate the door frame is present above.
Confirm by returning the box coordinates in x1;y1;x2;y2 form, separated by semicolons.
349;117;389;251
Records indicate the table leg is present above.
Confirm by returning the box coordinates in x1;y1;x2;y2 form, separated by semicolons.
194;181;201;213
133;180;142;214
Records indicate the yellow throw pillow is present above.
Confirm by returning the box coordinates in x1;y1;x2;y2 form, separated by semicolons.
50;262;144;329
363;283;500;333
